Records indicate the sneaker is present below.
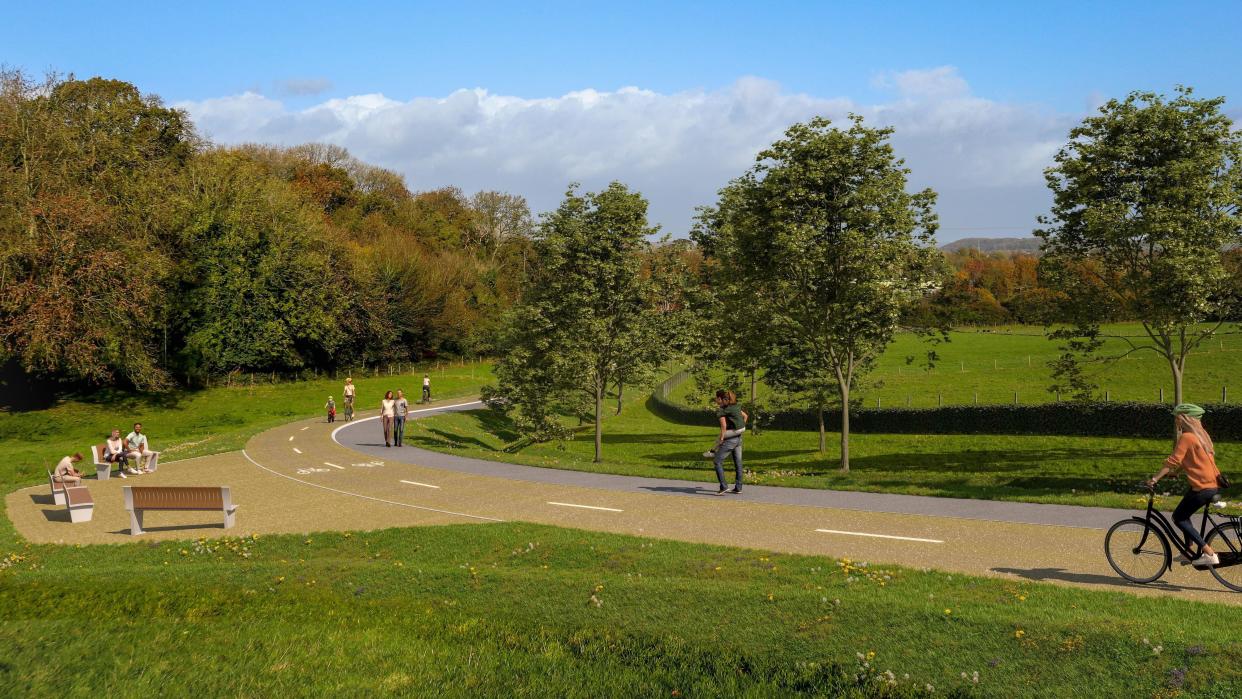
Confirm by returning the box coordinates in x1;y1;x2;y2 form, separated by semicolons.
1192;553;1221;568
714;489;729;496
728;489;742;495
127;468;140;475
118;471;128;479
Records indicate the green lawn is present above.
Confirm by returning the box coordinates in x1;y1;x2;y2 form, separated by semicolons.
409;393;1217;510
672;324;1242;408
0;361;493;491
1;519;1237;698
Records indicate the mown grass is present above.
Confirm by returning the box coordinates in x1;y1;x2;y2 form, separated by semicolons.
673;324;1242;408
408;394;1223;510
1;521;1238;698
0;362;493;491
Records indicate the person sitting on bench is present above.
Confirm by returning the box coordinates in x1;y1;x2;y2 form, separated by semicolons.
125;422;154;474
103;428;131;478
54;453;85;486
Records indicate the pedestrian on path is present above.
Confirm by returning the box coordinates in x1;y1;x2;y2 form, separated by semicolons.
711;390;748;496
422;374;431;403
394;390;409;446
380;390;396;447
1148;403;1226;568
326;396;336;423
343;378;356;421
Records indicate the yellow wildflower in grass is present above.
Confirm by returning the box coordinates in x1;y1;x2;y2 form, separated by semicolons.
1015;630;1025;639
944;608;952;615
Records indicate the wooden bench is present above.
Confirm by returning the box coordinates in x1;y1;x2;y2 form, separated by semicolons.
89;444;111;480
47;470;69;505
65;486;94;523
123;486;238;535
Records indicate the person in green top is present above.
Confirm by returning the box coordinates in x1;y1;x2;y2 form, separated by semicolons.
708;390;748;495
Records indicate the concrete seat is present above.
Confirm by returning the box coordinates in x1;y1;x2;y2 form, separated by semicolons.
65;486;94;523
123;486;238;535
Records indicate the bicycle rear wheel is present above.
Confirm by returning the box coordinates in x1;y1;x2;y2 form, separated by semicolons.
1105;519;1170;584
1206;521;1242;592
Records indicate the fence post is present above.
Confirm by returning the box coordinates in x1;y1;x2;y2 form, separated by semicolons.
973;392;978;405
906;395;911;407
937;393;942;407
1104;390;1110;402
1027;355;1031;367
1056;390;1060;402
1224;385;1229;404
876;398;881;408
993;359;997;370
1013;392;1018;405
960;361;965;373
1159;387;1164;403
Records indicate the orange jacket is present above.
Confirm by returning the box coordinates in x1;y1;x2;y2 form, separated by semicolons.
1165;432;1222;491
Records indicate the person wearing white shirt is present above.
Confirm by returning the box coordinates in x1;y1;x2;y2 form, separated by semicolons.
380;390;396;447
103;428;131;479
125;422;153;474
54;453;84;485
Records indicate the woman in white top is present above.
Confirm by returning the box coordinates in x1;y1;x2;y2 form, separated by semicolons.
103;428;132;478
380;390;396;447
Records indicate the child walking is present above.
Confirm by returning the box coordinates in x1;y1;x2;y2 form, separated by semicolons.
326;396;336;423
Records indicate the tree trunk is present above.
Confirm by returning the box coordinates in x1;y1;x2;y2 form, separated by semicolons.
615;381;624;415
817;405;826;453
749;368;759;435
839;387;851;473
1170;356;1185;446
594;386;603;463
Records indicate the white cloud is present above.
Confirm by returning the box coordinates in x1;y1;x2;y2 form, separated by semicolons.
176;68;1074;240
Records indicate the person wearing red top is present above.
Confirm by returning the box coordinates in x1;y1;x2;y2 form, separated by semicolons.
1147;404;1225;568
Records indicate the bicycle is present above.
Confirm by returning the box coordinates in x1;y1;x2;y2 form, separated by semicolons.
1104;485;1242;592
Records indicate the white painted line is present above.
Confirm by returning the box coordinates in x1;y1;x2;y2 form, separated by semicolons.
323;462;345;470
547;501;623;513
292;447;303;455
288;436;295;441
300;426;310;431
241;450;503;522
814;528;944;544
400;480;441;489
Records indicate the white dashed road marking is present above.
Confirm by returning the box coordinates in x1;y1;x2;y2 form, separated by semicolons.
323;462;345;470
292;447;303;455
400;480;441;489
301;426;310;431
814;529;944;544
547;502;623;513
288;436;295;441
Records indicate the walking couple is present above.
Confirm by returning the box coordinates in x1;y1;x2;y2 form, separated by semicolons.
706;390;747;495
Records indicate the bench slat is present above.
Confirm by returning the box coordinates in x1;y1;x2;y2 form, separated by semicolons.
129;486;225;511
65;487;93;506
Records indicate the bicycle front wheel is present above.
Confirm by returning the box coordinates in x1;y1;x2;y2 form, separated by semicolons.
1206;521;1242;592
1105;519;1170;584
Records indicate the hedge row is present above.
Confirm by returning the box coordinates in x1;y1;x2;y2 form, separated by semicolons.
649;374;1242;439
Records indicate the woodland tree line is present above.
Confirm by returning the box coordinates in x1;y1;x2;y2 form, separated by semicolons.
4;74;1242;467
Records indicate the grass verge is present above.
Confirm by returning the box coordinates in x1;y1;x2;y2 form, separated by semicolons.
1;522;1237;698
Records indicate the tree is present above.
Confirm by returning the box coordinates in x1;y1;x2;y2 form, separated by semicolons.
490;183;671;461
0;72;194;388
704;116;941;472
1038;88;1242;406
467;191;534;263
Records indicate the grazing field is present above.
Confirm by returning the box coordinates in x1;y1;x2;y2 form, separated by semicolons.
1;519;1238;698
408;394;1229;510
670;324;1242;409
0;362;493;491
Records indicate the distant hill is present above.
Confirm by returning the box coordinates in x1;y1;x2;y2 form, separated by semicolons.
940;236;1042;254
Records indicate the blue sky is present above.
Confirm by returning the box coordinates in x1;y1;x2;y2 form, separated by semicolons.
6;1;1241;240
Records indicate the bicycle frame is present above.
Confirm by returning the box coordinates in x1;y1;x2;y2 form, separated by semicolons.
1131;490;1223;559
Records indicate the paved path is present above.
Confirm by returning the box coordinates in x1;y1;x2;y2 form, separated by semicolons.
9;399;1239;605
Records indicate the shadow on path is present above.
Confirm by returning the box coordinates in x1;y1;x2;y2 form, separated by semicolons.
991;566;1221;594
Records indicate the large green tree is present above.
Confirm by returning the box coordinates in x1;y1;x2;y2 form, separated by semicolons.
490;183;673;461
703;116;941;472
1038;88;1242;406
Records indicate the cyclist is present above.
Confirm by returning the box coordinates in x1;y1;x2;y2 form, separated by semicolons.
1146;403;1224;568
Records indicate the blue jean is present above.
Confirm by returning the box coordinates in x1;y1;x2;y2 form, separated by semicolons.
394;416;406;445
713;436;743;491
1173;488;1218;550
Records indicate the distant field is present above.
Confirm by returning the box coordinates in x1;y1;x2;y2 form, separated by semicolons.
673;324;1242;409
0;361;493;490
2;521;1238;697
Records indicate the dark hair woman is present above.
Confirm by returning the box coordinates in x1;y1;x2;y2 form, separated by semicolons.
380;390;396;447
709;389;748;495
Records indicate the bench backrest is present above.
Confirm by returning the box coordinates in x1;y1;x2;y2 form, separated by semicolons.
48;470;66;491
91;444;106;464
65;486;93;507
124;486;227;511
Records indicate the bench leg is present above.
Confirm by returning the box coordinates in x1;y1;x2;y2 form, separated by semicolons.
69;505;94;523
129;510;144;535
147;453;159;472
53;490;66;506
223;509;236;529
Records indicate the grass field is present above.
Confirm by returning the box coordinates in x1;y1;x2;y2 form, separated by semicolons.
1;519;1238;698
0;361;493;491
408;392;1226;510
671;324;1242;409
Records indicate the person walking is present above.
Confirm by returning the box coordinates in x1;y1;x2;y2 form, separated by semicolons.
1147;403;1227;568
711;390;748;495
343;378;356;421
380;390;397;447
103;428;130;478
394;390;410;446
325;396;337;423
421;374;431;403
